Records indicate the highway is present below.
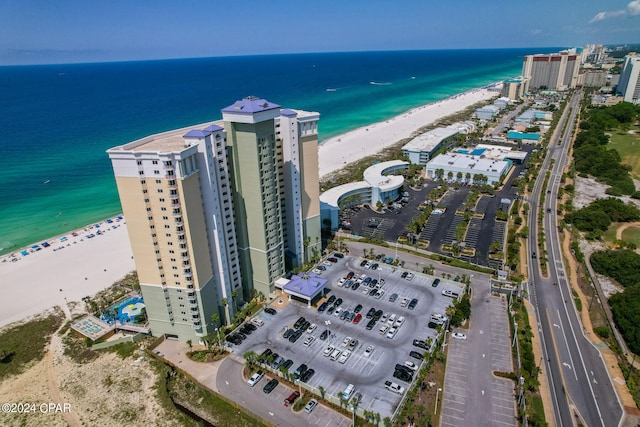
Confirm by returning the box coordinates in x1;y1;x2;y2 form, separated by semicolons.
526;91;623;427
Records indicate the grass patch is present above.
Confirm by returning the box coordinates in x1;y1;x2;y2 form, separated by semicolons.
572;291;583;311
0;309;64;381
62;331;100;364
609;125;640;180
103;341;138;359
621;226;640;248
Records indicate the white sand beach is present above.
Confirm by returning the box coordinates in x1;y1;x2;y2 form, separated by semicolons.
318;87;499;178
0;85;495;328
0;220;134;328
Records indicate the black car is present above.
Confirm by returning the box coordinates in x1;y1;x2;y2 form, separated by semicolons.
282;359;294;370
226;335;242;345
366;319;377;330
294;316;306;329
373;309;383;320
360;260;368;267
317;265;327;271
354;304;363;313
327;305;336;315
368;288;377;296
327;295;336;305
371;263;379;270
289;330;303;343
300;320;311;331
245;323;257;331
328;257;338;263
263;378;279;394
366;307;376;319
334;298;343;307
294;364;308;379
401;271;408;279
320;329;330;340
413;339;428;350
395;363;414;376
351;282;360;291
393;369;413;383
236;332;247;340
370;279;378;288
264;307;277;315
260;348;272;359
283;329;295;339
408;298;418;310
334;253;345;258
431;278;440;287
240;325;252;335
409;351;424;360
301;368;315;382
389;293;398;302
318;302;328;312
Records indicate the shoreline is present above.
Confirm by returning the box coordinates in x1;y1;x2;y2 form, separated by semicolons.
2;83;498;328
318;84;500;178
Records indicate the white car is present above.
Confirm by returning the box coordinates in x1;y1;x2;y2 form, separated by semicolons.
452;332;467;340
404;361;418;371
380;313;389;323
364;345;374;357
342;336;352;347
400;298;410;307
334;308;342;317
338;350;351;364
304;399;318;413
323;345;335;356
386;327;398;339
388;313;396;324
323;260;332;266
247;370;264;387
384;381;405;394
307;323;317;333
303;336;315;346
394;316;405;327
338;278;346;286
312;268;323;275
379;324;389;335
250;318;264;327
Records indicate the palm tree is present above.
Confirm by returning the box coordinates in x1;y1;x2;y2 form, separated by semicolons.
447;171;453;180
318;385;325;400
186;339;192;351
383;416;392;427
456;171;463;182
465;172;471;183
244;350;258;368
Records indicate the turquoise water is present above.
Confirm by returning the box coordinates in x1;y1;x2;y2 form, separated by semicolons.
0;48;555;255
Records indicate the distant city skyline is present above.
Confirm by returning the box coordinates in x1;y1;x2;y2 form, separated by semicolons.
1;0;640;65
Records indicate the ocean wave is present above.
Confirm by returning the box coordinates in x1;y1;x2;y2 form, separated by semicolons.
370;81;392;86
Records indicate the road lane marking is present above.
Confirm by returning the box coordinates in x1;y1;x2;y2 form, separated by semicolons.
556;309;578;381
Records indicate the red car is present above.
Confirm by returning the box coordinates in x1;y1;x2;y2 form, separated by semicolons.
284;391;300;406
327;257;338;263
353;313;362;324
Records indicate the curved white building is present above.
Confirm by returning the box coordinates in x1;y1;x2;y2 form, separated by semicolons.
320;160;408;230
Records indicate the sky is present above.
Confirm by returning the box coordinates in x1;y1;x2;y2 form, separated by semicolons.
1;0;639;65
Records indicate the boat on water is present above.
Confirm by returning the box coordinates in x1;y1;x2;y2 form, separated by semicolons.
43;180;51;184
326;88;337;92
370;81;391;86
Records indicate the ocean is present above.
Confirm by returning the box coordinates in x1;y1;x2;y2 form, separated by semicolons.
0;48;554;255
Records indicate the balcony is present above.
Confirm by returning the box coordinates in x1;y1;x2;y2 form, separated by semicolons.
177;235;186;243
180;254;190;261
185;276;193;284
187;290;196;298
170;201;180;208
192;322;202;331
172;211;182;218
169;193;179;200
175;229;185;236
191;313;200;320
167;183;177;190
174;220;184;227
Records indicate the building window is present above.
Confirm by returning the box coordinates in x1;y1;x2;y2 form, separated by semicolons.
154;170;160;175
137;160;142;165
152;160;158;165
139;170;144;175
142;189;148;194
162;216;168;220
140;179;146;184
157;189;163;193
159;198;165;202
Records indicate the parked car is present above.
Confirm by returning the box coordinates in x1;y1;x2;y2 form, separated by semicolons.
303;336;315;347
334;298;343;307
413;339;428;349
354;304;363;313
307;323;317;333
320;329;331;340
328;257;338;263
353;313;362;324
304;398;318;413
373;309;383;320
294;364;308;379
283;328;294;339
324;345;335;356
384;380;405;394
282;359;294;370
301;368;315;382
318;302;328;312
264;307;277;315
263;378;279;394
284;391;300;406
400;298;409;307
408;298;418;310
247;370;264;387
404;361;418;371
366;307;376;319
364;345;374;357
389;293;398;302
386;327;398;339
409;351;424;360
431;278;441;287
366;319;376;330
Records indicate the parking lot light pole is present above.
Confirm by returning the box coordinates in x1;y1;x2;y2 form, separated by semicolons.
435;387;442;414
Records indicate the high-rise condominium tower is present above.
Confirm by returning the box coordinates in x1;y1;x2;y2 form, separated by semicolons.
107;97;320;341
617;53;640;104
522;51;581;91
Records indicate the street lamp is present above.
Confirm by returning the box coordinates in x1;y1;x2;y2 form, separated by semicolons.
434;387;442;414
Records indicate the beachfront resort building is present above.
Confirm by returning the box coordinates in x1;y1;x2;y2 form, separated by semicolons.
107;97;321;341
502;78;526;100
424;144;524;185
401;122;474;166
320;160;409;230
522;50;582;91
616;53;640;104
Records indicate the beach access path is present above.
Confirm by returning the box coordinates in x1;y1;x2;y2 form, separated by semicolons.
0;222;134;328
318;87;498;178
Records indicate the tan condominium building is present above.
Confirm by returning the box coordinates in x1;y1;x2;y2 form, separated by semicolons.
107;97;320;341
522;51;581;91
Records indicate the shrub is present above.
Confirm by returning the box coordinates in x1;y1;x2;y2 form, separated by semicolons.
593;326;610;339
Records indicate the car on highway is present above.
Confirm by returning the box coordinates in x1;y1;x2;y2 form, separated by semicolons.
452;332;467;340
247;370;264;387
304;399;318;413
263;378;279;394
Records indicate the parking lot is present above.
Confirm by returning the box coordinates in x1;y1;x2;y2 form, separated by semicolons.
231;255;464;419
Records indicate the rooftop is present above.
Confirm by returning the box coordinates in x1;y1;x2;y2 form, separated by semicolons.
283;273;328;299
221;96;281;115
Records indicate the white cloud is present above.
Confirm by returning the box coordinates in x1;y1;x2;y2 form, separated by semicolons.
589;1;640;23
530;28;542;35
